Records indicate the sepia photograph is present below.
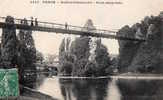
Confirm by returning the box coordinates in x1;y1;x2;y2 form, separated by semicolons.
0;0;163;100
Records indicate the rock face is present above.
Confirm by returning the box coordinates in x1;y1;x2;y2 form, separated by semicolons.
117;13;163;73
1;16;17;68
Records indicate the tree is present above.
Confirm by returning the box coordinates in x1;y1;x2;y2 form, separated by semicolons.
95;40;111;76
17;19;37;88
1;16;18;68
70;37;90;60
18;19;36;67
58;19;112;76
36;50;44;63
59;38;65;60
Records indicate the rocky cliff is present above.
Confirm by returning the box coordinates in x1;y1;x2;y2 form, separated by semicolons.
117;12;163;73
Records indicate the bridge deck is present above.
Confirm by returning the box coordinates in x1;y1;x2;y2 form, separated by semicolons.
0;17;146;41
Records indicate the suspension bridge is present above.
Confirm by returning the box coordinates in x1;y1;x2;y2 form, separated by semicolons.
0;16;146;41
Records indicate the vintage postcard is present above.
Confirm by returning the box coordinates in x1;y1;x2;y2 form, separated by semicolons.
0;0;163;100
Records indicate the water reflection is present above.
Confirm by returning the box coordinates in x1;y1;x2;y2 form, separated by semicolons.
37;76;163;100
107;78;121;100
117;79;163;100
59;78;110;100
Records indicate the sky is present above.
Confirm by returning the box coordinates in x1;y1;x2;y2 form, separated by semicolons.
0;0;163;55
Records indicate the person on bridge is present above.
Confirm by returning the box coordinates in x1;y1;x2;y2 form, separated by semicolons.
35;18;38;26
20;20;23;24
65;22;68;30
31;17;34;26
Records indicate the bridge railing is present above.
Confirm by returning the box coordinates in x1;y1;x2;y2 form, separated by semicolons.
0;16;116;33
0;16;117;34
0;17;146;41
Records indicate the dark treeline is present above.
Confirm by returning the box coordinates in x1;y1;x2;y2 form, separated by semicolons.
0;16;37;88
117;12;163;73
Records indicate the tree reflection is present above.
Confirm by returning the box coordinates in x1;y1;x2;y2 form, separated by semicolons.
117;79;163;100
59;78;110;100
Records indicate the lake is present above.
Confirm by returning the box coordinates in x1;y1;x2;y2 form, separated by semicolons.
37;76;163;100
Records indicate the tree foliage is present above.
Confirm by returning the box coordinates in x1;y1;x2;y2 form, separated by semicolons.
17;19;36;68
1;16;18;68
36;50;44;63
59;36;112;76
58;19;112;77
17;19;37;88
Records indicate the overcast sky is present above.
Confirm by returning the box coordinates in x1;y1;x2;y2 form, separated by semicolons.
0;0;163;55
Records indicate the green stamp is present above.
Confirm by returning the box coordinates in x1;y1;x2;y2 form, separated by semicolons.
0;68;19;98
